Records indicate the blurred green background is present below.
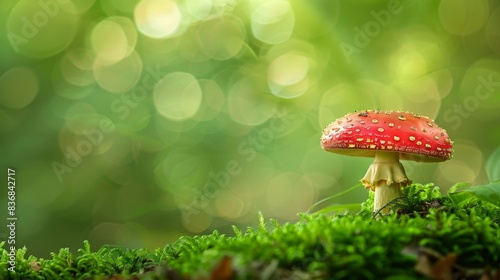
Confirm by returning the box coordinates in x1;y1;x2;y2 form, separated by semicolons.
1;0;500;257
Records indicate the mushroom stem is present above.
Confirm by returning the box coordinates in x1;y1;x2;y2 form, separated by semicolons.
373;180;403;213
361;151;411;214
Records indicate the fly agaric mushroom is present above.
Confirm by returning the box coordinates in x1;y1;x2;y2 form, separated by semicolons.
320;110;453;214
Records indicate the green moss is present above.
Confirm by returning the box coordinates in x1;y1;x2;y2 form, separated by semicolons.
2;183;500;279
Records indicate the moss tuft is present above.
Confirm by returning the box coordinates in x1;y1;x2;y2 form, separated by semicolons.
2;183;499;279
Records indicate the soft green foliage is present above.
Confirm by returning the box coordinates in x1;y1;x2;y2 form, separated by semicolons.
449;180;500;208
1;183;499;279
0;240;158;279
306;183;363;214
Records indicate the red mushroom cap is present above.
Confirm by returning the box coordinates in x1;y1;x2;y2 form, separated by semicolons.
321;110;453;162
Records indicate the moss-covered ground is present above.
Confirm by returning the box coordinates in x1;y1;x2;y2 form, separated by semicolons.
2;183;500;279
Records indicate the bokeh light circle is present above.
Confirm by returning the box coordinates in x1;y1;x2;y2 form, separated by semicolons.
439;0;489;36
458;59;500;120
94;51;143;94
363;80;403;110
185;0;212;20
267;172;318;220
63;102;99;134
269;52;308;87
58;112;116;163
60;51;95;87
228;76;277;126
99;135;137;166
193;80;224;121
264;39;319;100
435;141;483;186
182;210;212;233
100;0;138;16
231;154;275;199
6;0;79;58
118;103;152;132
318;83;377;127
388;43;430;81
51;64;95;100
395;75;442;119
486;146;500;182
251;0;295;44
486;7;500;55
91;17;137;64
155;151;212;226
66;48;95;71
437;161;477;186
214;191;245;220
268;51;310;99
196;16;246;61
154;72;202;121
134;0;181;39
0;67;39;109
67;0;96;14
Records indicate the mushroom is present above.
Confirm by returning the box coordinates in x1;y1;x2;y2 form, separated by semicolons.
320;110;453;214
